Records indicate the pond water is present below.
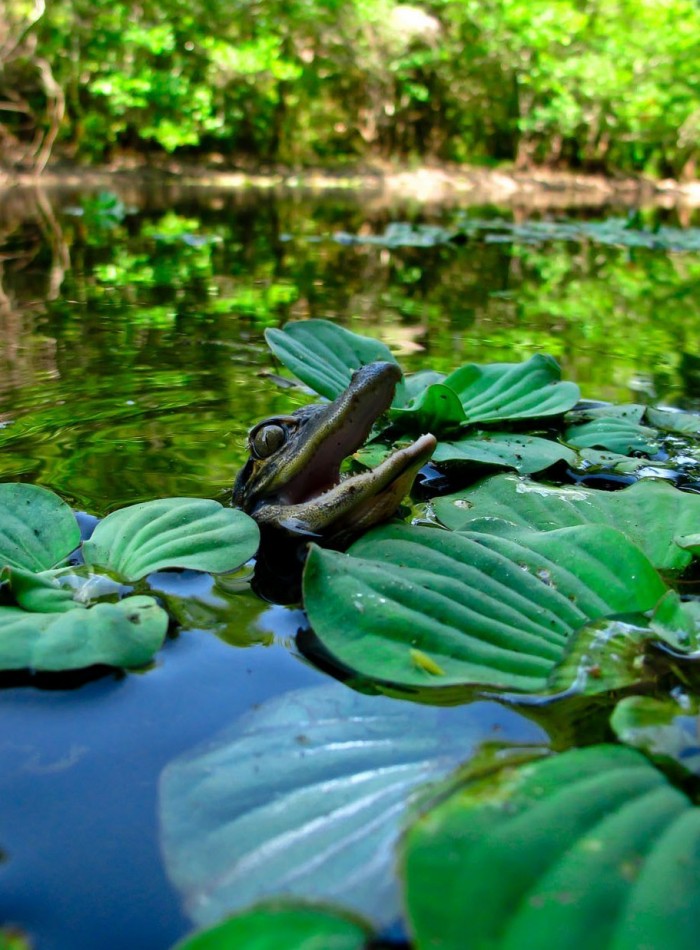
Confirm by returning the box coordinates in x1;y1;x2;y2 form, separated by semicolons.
1;185;700;948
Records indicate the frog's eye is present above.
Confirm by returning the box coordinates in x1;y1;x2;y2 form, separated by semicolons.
250;423;287;459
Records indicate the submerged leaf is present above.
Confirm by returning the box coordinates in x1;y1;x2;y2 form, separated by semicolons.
302;523;666;695
264;319;403;403
434;474;700;572
0;483;80;572
401;745;700;950
82;498;260;582
0;596;168;671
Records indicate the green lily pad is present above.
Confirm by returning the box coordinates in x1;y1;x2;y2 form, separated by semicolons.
401;744;700;950
564;417;660;456
302;522;666;695
432;433;576;474
173;901;372;950
443;354;580;424
565;403;647;426
611;694;700;778
159;683;525;928
0;596;168;671
646;406;700;436
433;474;700;572
264;319;403;403
82;498;260;582
0;483;80;572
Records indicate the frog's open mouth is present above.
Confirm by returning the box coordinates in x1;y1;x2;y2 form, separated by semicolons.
233;361;436;541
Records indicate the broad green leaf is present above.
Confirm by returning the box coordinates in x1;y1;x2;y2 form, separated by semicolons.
159;683;537;927
564;417;660;455
401;745;700;950
404;370;445;401
390;383;466;433
432;432;576;474
611;694;700;777
443;354;580;424
173;901;372;950
264;319;404;403
82;498;260;582
0;483;80;571
0;596;168;671
302;523;666;695
433;474;700;571
2;565;78;614
646;406;700;436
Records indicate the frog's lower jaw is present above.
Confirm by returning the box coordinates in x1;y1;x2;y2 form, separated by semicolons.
254;433;437;544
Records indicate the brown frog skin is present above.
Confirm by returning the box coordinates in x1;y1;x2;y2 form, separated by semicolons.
232;361;436;547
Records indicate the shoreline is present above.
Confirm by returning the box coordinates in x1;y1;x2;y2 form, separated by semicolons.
2;161;700;210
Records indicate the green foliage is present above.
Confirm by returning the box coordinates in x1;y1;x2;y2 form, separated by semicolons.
0;486;259;671
401;745;700;950
6;0;698;173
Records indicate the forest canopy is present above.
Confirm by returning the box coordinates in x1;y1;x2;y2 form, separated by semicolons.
2;0;700;177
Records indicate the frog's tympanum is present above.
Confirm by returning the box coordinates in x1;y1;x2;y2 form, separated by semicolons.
233;361;436;547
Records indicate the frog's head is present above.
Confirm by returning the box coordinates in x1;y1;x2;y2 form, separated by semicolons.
232;361;435;545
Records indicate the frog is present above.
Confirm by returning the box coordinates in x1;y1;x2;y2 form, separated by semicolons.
232;361;436;548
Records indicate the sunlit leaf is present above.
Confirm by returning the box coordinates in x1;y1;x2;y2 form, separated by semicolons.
173;901;372;950
401;745;700;950
264;320;403;402
302;523;666;695
82;498;260;582
0;596;168;671
433;474;700;571
0;483;80;572
443;354;580;424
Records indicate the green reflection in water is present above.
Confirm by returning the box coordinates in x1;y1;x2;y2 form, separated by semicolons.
1;190;700;519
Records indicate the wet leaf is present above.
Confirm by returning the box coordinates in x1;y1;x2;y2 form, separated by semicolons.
82;498;260;582
302;523;666;695
646;407;700;436
159;683;537;927
433;474;700;571
401;745;700;950
564;417;660;456
611;694;700;778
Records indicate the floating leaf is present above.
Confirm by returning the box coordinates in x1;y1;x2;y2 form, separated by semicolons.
0;596;168;671
390;383;466;433
2;565;78;614
432;433;576;474
173;901;372;950
646;407;700;436
547;594;700;697
564;417;660;456
565;403;647;426
401;744;700;950
443;354;580;424
611;694;700;778
82;498;260;582
433;474;700;572
264;320;403;402
302;523;666;695
0;483;80;572
159;683;539;927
